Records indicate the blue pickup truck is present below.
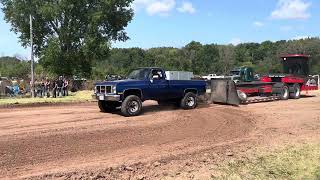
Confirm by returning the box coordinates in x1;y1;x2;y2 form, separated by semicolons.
93;67;206;116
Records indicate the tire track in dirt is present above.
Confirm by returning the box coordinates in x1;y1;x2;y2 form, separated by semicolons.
0;102;255;179
14;92;319;180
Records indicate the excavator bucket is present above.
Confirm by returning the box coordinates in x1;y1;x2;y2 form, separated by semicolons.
210;79;241;105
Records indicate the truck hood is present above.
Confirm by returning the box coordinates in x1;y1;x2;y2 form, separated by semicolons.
95;79;146;86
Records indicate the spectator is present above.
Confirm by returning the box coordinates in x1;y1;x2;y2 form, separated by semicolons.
63;78;69;96
12;82;20;96
35;80;43;97
56;76;64;97
5;86;14;97
40;79;45;97
52;79;58;98
19;80;26;94
44;78;51;98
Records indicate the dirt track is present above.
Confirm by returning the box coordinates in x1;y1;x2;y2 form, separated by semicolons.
0;92;319;179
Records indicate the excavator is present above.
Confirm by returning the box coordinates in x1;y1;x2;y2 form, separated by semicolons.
210;54;319;105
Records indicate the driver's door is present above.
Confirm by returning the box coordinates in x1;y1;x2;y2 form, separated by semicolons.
148;69;169;100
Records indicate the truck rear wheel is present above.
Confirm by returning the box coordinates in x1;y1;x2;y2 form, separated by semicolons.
289;84;301;99
280;85;289;100
121;95;142;117
180;92;197;110
98;101;118;113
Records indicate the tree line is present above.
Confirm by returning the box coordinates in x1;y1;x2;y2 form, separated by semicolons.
91;37;320;79
1;37;319;80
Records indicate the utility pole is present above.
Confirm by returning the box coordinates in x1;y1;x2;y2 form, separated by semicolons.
30;14;35;98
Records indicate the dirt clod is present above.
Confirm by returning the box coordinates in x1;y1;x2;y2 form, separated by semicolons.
226;152;234;157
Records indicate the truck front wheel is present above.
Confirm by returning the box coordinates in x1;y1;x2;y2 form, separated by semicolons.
98;101;118;113
180;92;197;110
121;95;142;117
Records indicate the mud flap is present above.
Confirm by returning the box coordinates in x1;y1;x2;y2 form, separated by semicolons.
210;80;241;105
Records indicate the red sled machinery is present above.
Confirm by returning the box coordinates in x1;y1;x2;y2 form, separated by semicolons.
210;54;319;105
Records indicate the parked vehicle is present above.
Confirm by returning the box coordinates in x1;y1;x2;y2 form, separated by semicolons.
93;67;206;116
202;74;225;80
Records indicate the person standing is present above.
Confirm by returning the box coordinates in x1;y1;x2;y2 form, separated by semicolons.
19;80;26;95
52;79;58;98
56;76;64;97
35;80;42;97
40;79;45;97
44;78;51;98
12;80;20;96
63;78;69;96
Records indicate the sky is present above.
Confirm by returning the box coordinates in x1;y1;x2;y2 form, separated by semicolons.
0;0;319;58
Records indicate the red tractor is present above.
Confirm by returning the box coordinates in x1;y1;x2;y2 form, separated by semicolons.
211;54;319;104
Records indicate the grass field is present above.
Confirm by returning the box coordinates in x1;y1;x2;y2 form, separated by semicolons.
0;90;93;106
215;144;320;179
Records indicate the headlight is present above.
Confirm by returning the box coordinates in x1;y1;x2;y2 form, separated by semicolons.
112;86;117;94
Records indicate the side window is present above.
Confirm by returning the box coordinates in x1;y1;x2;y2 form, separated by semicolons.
151;69;165;80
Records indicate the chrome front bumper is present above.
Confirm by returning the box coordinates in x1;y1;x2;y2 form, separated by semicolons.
92;94;121;101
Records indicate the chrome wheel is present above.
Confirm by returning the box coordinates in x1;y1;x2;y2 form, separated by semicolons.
186;96;195;107
181;92;197;110
295;87;300;97
289;84;301;99
283;88;288;98
282;86;289;100
121;95;142;117
129;101;139;113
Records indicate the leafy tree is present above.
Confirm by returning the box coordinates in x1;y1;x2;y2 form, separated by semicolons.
218;45;235;74
0;56;30;78
183;41;202;74
1;0;134;77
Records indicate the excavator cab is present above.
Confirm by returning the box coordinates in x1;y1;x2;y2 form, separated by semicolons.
282;55;310;76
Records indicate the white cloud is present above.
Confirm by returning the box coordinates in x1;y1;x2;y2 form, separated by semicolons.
177;2;196;14
229;38;242;46
133;0;176;16
253;21;264;27
271;0;311;20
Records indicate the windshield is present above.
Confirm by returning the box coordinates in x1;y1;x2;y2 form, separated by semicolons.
230;71;240;76
128;69;150;80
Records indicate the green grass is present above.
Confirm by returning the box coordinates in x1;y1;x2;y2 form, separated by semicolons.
0;90;94;105
215;144;320;180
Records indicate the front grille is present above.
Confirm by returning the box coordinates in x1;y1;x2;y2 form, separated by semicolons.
96;85;112;94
